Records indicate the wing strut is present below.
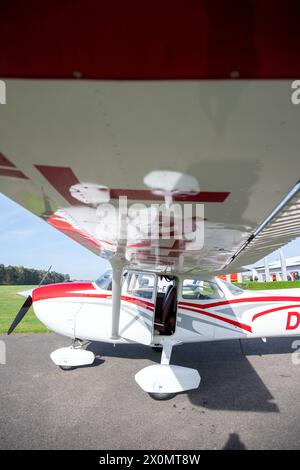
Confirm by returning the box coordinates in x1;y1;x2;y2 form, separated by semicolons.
110;257;126;340
225;181;300;269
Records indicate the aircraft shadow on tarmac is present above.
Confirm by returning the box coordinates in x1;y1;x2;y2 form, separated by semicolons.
222;433;247;450
87;336;300;413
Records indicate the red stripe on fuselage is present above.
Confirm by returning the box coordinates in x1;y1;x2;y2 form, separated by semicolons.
179;305;252;333
252;304;300;322
178;297;300;330
32;283;111;302
31;284;154;314
178;296;300;310
121;295;154;312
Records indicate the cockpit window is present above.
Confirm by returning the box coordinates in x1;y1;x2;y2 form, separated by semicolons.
125;272;155;300
182;279;224;300
222;281;244;296
95;270;112;290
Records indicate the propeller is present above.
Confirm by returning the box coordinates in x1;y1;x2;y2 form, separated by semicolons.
7;265;52;335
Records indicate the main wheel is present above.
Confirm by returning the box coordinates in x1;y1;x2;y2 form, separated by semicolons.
59;365;74;371
148;392;176;401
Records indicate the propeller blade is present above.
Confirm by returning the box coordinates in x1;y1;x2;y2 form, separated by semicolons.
7;265;51;335
7;295;33;335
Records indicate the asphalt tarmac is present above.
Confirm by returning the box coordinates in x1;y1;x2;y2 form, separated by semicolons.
1;333;300;450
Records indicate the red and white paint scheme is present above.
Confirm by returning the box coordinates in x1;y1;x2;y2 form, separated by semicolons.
12;268;300;399
30;276;300;344
1;2;300;399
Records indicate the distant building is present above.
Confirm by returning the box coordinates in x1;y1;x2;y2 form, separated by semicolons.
219;256;300;283
252;256;300;281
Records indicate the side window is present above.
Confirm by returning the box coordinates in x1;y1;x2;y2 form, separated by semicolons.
125;272;155;300
126;273;138;294
95;270;112;290
182;279;224;300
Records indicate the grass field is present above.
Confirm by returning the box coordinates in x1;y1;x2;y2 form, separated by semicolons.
0;286;50;334
235;280;300;290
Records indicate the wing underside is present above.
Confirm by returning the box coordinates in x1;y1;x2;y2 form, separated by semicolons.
0;80;299;274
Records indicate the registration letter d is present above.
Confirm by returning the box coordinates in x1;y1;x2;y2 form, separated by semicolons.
286;312;300;330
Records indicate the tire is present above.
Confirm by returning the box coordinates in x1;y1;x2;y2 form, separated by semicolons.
59;365;74;371
152;345;163;352
148;392;176;401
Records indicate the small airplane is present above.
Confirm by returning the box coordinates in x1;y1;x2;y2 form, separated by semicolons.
7;256;300;400
2;127;300;402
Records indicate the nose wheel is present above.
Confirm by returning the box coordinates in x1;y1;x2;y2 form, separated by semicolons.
50;339;95;369
148;392;176;401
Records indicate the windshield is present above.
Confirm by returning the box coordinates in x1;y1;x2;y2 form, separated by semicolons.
95;270;112;290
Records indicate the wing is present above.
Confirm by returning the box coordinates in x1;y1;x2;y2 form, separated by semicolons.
0;5;300;274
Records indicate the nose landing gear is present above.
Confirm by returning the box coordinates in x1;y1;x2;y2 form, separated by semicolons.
50;339;95;370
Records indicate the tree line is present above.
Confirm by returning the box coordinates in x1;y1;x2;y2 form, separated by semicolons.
0;264;70;285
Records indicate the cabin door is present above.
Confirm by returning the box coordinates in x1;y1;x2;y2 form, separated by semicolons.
119;271;157;345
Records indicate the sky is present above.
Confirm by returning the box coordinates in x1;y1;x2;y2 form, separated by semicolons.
0;193;299;280
0;194;109;280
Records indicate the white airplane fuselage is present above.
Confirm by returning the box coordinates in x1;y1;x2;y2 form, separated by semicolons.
31;272;300;347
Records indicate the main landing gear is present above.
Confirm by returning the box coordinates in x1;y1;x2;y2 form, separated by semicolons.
50;339;200;401
135;341;201;400
59;365;73;371
50;339;95;370
152;344;163;353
